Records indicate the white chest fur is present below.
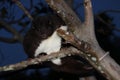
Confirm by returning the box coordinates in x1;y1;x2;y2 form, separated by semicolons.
35;26;67;65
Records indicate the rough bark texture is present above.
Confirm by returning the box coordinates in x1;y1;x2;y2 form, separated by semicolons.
45;0;120;80
0;47;80;72
0;0;120;80
65;0;73;8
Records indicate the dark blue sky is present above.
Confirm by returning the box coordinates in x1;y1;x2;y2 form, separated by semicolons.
75;0;120;29
92;0;120;35
0;0;120;66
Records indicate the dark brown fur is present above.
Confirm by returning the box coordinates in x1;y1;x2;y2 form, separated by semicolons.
23;15;93;75
23;15;65;58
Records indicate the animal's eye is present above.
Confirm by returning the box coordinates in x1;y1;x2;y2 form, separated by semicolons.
38;52;47;57
41;34;47;38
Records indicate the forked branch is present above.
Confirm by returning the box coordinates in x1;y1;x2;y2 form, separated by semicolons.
45;0;120;80
12;0;33;21
0;0;120;80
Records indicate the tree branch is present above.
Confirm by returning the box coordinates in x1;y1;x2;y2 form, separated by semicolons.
0;47;80;72
12;0;33;21
45;0;120;80
1;0;120;80
102;9;120;14
95;14;120;32
45;0;81;32
0;21;23;43
64;0;73;8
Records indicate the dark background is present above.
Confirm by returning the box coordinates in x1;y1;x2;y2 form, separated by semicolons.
0;0;120;80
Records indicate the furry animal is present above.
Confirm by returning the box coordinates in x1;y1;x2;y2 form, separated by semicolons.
23;15;66;65
23;14;93;75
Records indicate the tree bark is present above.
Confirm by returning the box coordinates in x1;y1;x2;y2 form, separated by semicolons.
65;0;73;8
45;0;120;80
0;0;120;80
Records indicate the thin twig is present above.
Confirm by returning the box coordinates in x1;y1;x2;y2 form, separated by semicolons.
0;47;80;72
102;9;120;14
0;21;23;43
95;14;120;32
12;0;33;21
